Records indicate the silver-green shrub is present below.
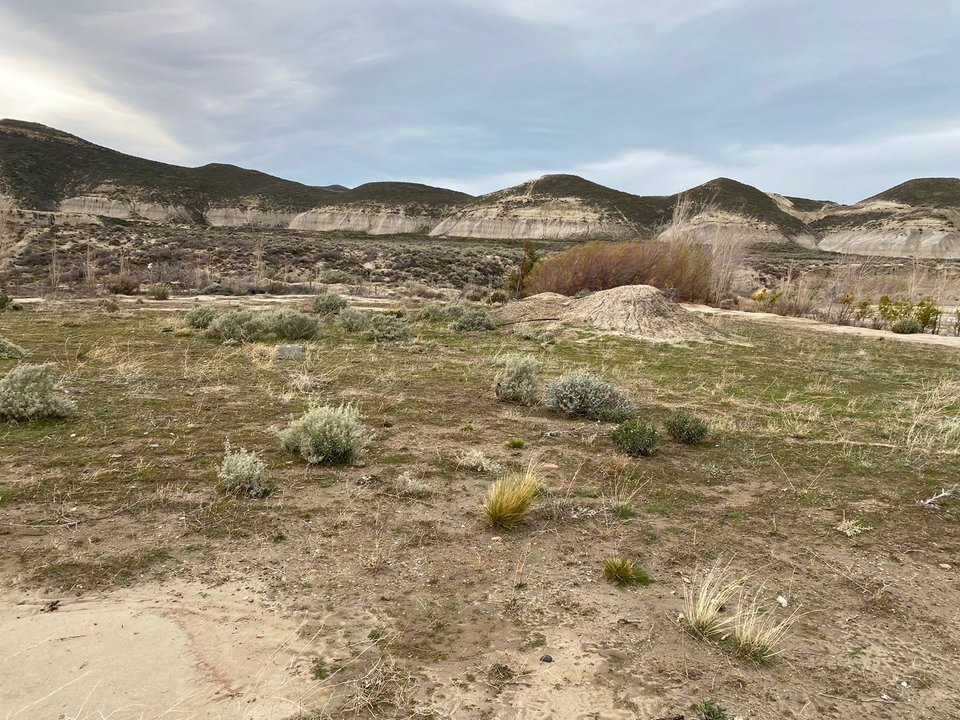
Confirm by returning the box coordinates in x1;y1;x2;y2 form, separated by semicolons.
0;336;26;359
209;309;318;341
313;293;348;315
494;355;540;405
363;314;411;342
335;307;368;332
452;307;496;332
185;305;216;329
546;372;635;422
0;363;75;421
416;302;466;322
217;442;269;498
280;404;370;465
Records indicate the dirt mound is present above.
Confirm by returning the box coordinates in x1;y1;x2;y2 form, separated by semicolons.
497;285;724;343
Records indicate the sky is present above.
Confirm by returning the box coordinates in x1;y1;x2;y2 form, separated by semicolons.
1;0;958;203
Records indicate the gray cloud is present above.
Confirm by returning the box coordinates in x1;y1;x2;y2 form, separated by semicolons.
1;1;958;202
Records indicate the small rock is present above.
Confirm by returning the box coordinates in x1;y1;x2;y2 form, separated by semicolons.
777;595;788;607
540;654;553;663
275;344;305;360
939;563;952;570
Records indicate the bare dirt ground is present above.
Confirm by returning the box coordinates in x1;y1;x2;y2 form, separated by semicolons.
2;294;959;719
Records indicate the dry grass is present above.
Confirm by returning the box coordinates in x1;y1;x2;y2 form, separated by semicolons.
681;559;745;639
602;556;652;587
731;587;798;662
482;463;543;529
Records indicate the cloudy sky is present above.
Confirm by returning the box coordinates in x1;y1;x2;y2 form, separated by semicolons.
2;1;958;202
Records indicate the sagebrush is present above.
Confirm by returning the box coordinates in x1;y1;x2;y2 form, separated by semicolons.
280;404;370;465
209;309;319;341
664;412;710;444
611;419;658;456
494;355;540;406
217;441;269;498
0;363;75;421
184;306;216;329
547;372;635;422
0;335;26;359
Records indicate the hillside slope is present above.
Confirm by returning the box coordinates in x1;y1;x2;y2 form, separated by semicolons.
3;119;960;257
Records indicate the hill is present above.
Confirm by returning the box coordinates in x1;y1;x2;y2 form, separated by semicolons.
2;119;960;256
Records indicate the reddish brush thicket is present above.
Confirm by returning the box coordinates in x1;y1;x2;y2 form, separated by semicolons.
523;240;712;301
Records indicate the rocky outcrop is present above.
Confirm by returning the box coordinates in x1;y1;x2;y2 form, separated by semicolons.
817;228;960;258
58;196;192;223
204;208;297;228
430;192;638;240
289;209;438;234
430;215;634;240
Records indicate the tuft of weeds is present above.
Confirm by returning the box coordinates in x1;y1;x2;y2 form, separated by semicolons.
681;559;744;639
279;403;371;465
483;463;543;529
611;419;659;457
506;438;525;449
664;411;710;444
731;587;798;662
394;471;431;499
602;556;653;587
836;514;872;537
458;449;502;474
693;699;731;720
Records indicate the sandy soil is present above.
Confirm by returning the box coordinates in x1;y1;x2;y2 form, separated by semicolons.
1;582;339;719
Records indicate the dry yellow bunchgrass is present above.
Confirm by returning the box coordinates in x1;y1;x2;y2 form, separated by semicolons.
483;464;542;529
681;558;744;638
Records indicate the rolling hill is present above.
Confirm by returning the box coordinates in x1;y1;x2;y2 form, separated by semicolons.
2;119;960;257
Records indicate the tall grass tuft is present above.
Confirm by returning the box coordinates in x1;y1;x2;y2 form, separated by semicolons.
681;559;744;639
602;556;653;587
483;464;543;529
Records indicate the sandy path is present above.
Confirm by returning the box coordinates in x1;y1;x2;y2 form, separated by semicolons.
683;303;960;348
0;583;329;720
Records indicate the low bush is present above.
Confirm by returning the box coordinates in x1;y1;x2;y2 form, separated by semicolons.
217;442;269;498
335;307;368;332
313;293;348;315
0;336;26;359
890;317;922;334
458;449;502;474
546;372;635;422
602;556;653;587
148;283;172;300
494;355;540;406
280;404;370;465
317;269;357;284
415;301;466;322
0;363;75;421
664;412;710;444
105;273;139;295
483;465;542;529
363;314;411;342
209;309;318;341
0;290;11;312
452;307;497;332
184;306;216;329
611;420;658;456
